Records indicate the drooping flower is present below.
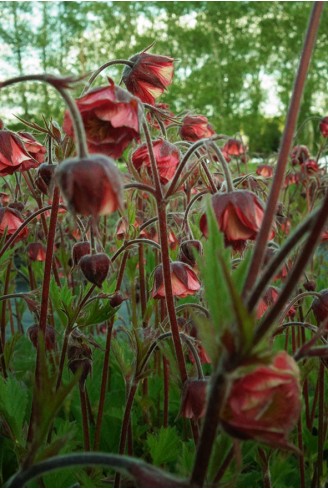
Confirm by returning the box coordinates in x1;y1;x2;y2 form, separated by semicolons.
27;242;47;261
55;155;123;217
122;51;174;104
181;378;208;419
18;132;46;164
220;352;301;449
72;241;91;266
27;324;56;351
35;163;56;195
178;240;203;269
0;206;28;241
291;145;310;165
222;138;247;158
0;130;38;176
151;261;201;299
319;116;328;138
199;190;275;252
256;165;274;178
256;286;296;320
131;138;180;184
79;253;110;287
63;80;142;158
300;159;321;175
180;115;215;142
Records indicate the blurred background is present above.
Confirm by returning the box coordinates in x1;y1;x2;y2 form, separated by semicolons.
1;1;328;154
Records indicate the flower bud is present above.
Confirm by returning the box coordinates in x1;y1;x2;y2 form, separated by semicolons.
220;352;301;449
319;116;328;138
72;241;91;266
79;253;110;287
55;155;123;217
181;378;208;419
27;324;56;351
311;289;328;325
67;329;92;390
109;291;125;308
35;163;56;195
178;240;203;268
303;280;316;292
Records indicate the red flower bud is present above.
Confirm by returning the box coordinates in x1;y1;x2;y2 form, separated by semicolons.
63;80;142;158
72;241;91;266
0;206;28;241
55;155;123;217
319;116;328;138
220;352;301;449
303;280;316;292
123;51;174;104
300;159;320;174
27;324;56;351
109;291;125;308
180;115;215;142
67;329;92;390
35;163;56;195
151;261;201;299
200;191;275;252
131;138;180;185
181;378;208;419
178;240;203;268
27;242;47;262
0;130;39;176
311;289;328;325
79;253;110;287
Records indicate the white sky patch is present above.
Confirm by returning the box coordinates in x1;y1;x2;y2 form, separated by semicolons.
179;12;198;29
259;72;283;117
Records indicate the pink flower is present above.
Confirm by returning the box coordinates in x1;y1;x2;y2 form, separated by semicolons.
181;378;208;419
0;130;38;175
27;242;47;261
55;155;123;217
0;206;28;241
291;145;310;165
256;286;296;320
220;352;301;449
123;52;174;104
63;80;142;158
200;191;275;252
151;261;201;299
180;115;215;142
18;132;46;164
256;165;274;178
222;138;247;157
131;138;180;184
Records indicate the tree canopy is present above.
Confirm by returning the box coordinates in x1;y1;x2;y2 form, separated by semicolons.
1;1;328;154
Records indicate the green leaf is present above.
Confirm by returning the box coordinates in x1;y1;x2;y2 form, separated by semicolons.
147;427;182;467
0;376;28;444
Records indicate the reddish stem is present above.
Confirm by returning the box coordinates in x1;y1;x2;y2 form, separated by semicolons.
243;2;324;296
79;386;90;451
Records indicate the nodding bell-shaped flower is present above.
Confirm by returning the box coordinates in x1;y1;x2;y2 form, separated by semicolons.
131;138;180;185
179;114;215;142
199;190;275;252
291;145;310;165
35;163;56;196
122;51;174;104
55;155;123;217
27;242;47;262
222;138;247;158
67;329;93;390
63;80;142;159
319;116;328;138
220;352;301;450
256;165;274;178
0;206;28;241
79;253;110;288
178;240;203;269
27;324;56;351
151;261;201;299
181;378;208;420
256;286;296;320
0;130;39;176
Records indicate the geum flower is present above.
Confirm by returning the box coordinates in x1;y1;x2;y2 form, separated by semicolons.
63;79;142;159
219;351;301;450
151;261;201;299
0;130;39;176
18;132;46;163
256;286;296;320
131;138;180;185
122;51;174;105
0;206;28;241
179;114;215;142
199;190;275;252
222;138;247;160
319;116;328;138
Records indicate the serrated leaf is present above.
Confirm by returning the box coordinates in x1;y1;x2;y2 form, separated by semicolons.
147;427;182;466
0;376;28;444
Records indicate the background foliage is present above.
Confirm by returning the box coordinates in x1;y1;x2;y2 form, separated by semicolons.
1;1;328;153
